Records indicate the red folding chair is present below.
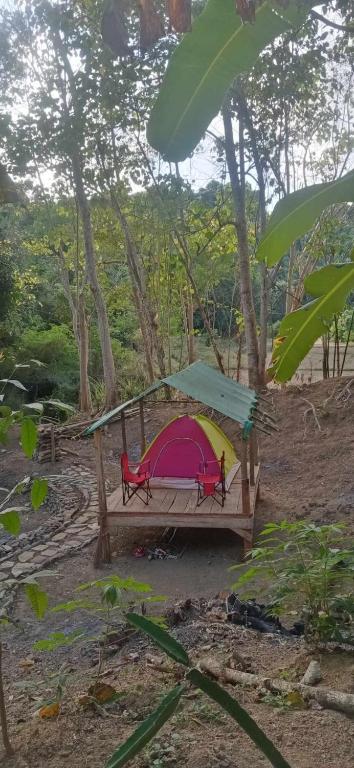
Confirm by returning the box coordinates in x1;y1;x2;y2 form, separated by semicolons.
196;452;226;508
120;452;152;506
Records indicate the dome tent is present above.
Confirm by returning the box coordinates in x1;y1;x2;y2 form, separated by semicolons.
139;413;238;490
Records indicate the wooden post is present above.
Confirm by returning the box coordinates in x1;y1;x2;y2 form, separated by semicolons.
254;431;259;466
93;429;111;567
50;424;56;463
121;409;127;453
249;432;255;486
139;399;146;457
240;438;251;516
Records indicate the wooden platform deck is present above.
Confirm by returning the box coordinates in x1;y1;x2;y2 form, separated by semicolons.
106;463;260;551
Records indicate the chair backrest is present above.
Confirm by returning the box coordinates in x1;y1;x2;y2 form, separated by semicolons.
120;452;129;476
199;451;225;480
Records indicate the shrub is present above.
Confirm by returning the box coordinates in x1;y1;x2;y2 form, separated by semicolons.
231;521;354;644
16;325;79;404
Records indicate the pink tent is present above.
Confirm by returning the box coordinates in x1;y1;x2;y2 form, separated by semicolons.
143;415;216;480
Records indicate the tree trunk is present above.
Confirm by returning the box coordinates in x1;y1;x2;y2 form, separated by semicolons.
200;659;354;717
57;243;92;414
236;87;268;384
49;32;117;410
222;105;260;388
179;245;225;373
132;282;155;383
105;159;166;380
0;640;13;756
110;189;166;379
77;293;92;412
186;287;195;364
72;151;117;409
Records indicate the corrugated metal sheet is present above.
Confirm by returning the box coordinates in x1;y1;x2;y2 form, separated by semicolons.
163;362;257;426
84;361;259;436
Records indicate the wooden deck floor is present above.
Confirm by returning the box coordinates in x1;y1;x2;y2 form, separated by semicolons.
106;463;260;549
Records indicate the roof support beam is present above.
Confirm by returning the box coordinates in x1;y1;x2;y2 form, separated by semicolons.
93;430;111;567
121;409;127;453
139;399;146;457
249;433;255;486
240;439;251;516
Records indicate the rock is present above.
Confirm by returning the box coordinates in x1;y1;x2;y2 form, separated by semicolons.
301;660;322;686
12;563;34;578
18;551;35;563
0;572;9;581
309;699;323;710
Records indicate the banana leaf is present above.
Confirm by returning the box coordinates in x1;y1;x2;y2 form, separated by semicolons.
269;262;354;382
106;685;185;768
257;169;354;266
187;669;291;768
126;612;190;665
147;0;316;162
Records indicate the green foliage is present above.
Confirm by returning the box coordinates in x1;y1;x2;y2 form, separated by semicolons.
36;576;162;680
231;521;354;643
15;666;72;711
16;326;79;404
108;614;292;768
0;365;49;552
0;508;21;536
20;417;38;458
257;170;354;266
24;583;49;619
147;0;315;162
0;248;15;324
31;478;48;510
33;630;85;652
269;261;354;382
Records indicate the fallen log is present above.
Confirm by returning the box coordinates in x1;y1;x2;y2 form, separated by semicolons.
200;659;354;717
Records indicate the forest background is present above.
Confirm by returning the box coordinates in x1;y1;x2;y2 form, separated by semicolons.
0;0;353;413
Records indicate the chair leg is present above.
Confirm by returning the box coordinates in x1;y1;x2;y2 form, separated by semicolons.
197;483;202;507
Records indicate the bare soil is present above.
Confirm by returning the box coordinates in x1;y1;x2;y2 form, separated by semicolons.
1;378;354;768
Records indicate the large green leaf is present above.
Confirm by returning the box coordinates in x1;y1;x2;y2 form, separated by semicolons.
147;0;315;162
44;398;75;413
24;402;44;415
31;478;48;510
126;613;190;666
0;378;28;391
20;417;38;458
33;630;85;652
269;262;354;382
77;575;153;593
187;669;291;768
24;583;49;619
0;508;22;536
106;685;185;768
257;169;354;266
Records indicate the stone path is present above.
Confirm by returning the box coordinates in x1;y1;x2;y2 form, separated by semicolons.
0;465;101;611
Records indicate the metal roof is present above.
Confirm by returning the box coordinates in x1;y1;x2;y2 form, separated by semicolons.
84;361;265;437
163;362;257;427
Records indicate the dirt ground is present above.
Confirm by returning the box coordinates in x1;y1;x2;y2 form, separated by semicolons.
1;378;354;767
